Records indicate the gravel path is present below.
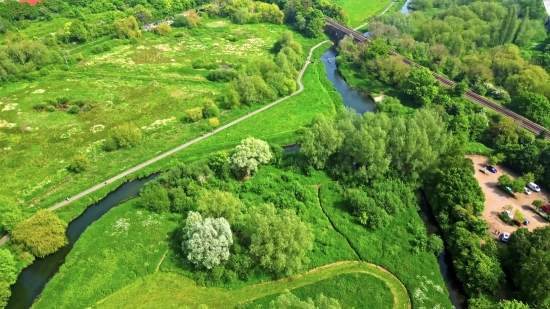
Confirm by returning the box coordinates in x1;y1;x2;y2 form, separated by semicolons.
0;40;330;246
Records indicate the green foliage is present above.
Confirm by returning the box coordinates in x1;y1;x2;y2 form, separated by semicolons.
427;234;444;256
105;124;142;151
196;190;243;224
300;114;343;169
114;16;142;39
247;204;314;276
202;99;220;118
186;107;203;122
402;68;439;107
512;92;550;127
0;249;17;285
173;10;201;28
1;206;23;233
0;282;10;309
208;151;230;180
140;182;171;213
229;137;272;176
489;153;506;165
154;22;172;36
498;174;513;188
182;211;233;270
532;200;544;208
11;210;68;258
67;154;90;173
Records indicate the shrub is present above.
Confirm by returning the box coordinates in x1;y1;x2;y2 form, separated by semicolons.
82;105;92;112
498;174;513;188
46;105;55;112
427;234;444;256
514;209;525;223
533;200;545;208
206;69;238;82
56;97;70;105
202;99;219;118
67;154;90;173
104;124;142;150
0;249;17;285
186;107;203;122
33;103;47;111
140;182;171;213
0;281;10;309
154;23;172;35
68;105;79;114
196;190;243;224
209;117;219;128
1;207;23;233
11;210;68;258
74;100;86;107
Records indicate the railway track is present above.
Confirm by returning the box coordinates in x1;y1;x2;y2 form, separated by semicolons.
324;17;549;138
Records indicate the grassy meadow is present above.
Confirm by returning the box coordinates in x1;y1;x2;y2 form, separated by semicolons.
0;19;321;223
330;0;395;26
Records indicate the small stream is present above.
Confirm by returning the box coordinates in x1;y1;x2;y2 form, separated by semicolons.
6;174;158;309
401;0;412;16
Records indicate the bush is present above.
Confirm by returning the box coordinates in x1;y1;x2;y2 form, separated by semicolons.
154;22;172;35
68;105;80;114
209;117;219;128
104;124;142;150
33;103;47;111
533;200;545;208
46;105;56;112
206;69;238;82
192;60;218;70
427;234;444;256
202;99;220;118
11;210;68;258
0;249;17;285
67;154;90;173
186;107;203;122
1;207;23;233
140;182;171;213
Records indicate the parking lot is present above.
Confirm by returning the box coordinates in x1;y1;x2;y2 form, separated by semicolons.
468;155;550;238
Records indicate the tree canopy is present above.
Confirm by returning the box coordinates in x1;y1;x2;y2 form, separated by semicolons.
11;210;68;258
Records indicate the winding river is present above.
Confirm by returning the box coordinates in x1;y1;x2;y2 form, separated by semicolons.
8;44;464;309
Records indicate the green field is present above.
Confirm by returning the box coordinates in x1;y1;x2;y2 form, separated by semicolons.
0;19;320;221
331;0;395;26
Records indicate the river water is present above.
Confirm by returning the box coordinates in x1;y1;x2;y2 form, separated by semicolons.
8;44;464;309
401;0;412;16
6;174;158;309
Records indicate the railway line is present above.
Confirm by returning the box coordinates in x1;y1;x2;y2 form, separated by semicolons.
324;17;549;138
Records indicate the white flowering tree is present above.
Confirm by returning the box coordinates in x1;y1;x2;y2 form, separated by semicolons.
228;137;272;176
181;212;233;269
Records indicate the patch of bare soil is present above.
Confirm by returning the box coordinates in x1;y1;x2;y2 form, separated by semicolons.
468;155;550;238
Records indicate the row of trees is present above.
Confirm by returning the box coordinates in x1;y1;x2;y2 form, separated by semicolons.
207;0;284;25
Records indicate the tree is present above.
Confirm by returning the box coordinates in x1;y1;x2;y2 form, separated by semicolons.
498;174;513;188
68;20;87;42
154;22;172;35
300;114;343;169
453;80;468;97
208;151;230;179
134;6;152;25
269;290;341;309
247;204;313;275
209;118;219;128
105;124;142;150
512;92;550;125
67;154;90;173
514;209;525;223
0;249;16;285
113;16;142;39
186;107;203;122
11;210;68;258
427;234;444;256
140;182;170;213
0;282;10;309
347;188;391;229
403;67;439;106
181;212;233;269
496;300;530;309
1;207;23;233
229;137;272;176
196;190;243;224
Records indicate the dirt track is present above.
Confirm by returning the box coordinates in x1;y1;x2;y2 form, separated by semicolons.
468;155;550;238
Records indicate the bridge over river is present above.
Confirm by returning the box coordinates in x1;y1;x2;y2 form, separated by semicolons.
324;17;550;139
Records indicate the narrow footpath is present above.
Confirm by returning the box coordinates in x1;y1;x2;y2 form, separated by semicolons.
0;40;329;246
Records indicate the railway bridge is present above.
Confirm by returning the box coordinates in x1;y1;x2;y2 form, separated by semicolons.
323;17;550;138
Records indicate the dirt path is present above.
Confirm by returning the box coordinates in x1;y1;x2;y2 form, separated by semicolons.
468;155;550;238
0;40;330;247
97;261;411;309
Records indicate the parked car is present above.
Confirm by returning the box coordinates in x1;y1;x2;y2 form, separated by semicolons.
504;209;513;219
525;187;532;195
528;182;541;192
501;232;510;242
487;165;497;173
524;219;530;226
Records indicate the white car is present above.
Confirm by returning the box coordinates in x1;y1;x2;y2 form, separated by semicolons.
525;187;532;195
528;182;541;192
501;232;510;242
504;210;513;219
